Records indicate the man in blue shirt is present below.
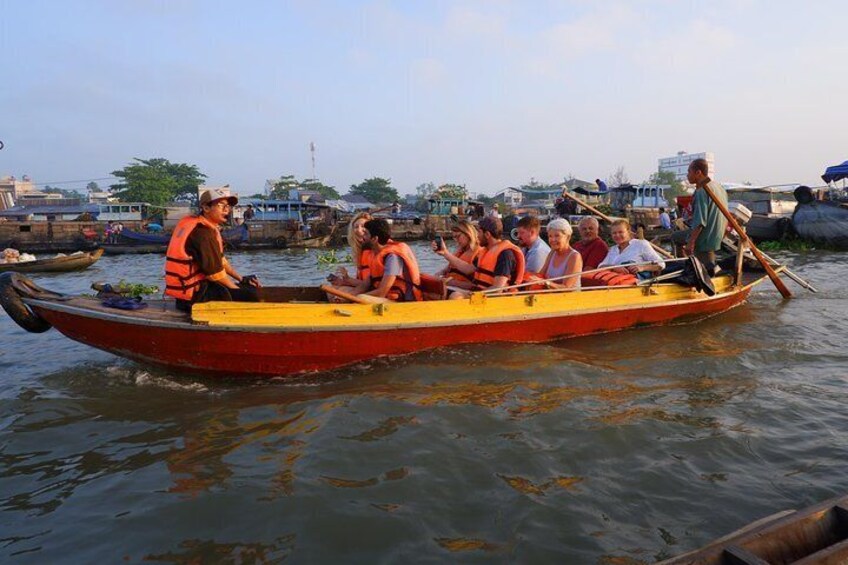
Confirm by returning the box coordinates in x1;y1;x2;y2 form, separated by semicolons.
516;216;551;273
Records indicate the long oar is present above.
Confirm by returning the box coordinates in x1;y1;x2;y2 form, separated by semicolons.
560;189;675;259
700;183;792;298
321;284;389;304
721;237;817;293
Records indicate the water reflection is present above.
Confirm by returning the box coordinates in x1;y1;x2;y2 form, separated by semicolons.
0;353;761;521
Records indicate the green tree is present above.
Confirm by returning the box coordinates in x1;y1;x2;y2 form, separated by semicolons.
301;178;340;199
110;158;206;206
434;183;468;199
270;175;299;199
43;185;84;200
86;181;99;192
348;177;399;204
648;170;686;202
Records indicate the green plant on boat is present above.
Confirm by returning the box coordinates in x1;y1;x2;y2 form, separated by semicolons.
317;249;352;267
758;238;817;252
115;280;160;298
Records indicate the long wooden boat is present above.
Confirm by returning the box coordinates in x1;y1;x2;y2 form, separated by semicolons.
0;248;104;273
660;493;848;564
0;269;772;379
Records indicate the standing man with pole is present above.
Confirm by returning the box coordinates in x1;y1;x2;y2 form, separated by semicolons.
683;158;728;271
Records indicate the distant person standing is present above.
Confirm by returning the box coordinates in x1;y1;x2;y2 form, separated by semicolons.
595;178;608;192
681;158;728;268
243;204;255;221
488;203;502;219
659;207;672;230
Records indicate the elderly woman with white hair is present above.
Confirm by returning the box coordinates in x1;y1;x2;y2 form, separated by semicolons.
537;218;583;289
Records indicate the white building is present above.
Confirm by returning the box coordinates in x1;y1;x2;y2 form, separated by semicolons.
658;151;715;182
493;187;523;206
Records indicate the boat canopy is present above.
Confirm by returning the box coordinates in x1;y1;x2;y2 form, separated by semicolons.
822;160;848;183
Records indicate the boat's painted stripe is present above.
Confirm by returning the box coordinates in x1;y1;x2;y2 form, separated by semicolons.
26;278;753;334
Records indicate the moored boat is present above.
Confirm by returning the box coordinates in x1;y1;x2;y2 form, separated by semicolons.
792;185;848;249
0;248;104;273
0;268;773;379
726;185;797;242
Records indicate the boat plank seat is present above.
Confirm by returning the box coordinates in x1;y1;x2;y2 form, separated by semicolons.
419;273;447;300
258;286;327;303
722;546;770;565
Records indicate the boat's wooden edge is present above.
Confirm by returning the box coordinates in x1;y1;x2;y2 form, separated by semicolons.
658;494;848;564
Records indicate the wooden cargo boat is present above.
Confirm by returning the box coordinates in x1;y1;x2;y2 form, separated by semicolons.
660;493;848;564
0;248;104;273
0;268;773;379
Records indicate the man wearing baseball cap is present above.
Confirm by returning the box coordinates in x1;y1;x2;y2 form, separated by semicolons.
164;188;261;312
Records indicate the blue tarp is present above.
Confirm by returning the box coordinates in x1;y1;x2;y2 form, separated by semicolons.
822;160;848;183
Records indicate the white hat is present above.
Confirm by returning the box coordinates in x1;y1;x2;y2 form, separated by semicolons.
200;188;238;206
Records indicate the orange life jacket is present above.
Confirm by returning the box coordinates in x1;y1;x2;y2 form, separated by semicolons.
369;241;423;301
164;215;224;301
580;270;638;288
473;240;526;291
445;247;481;283
357;249;373;280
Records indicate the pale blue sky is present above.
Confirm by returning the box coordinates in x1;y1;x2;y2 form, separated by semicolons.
2;0;847;195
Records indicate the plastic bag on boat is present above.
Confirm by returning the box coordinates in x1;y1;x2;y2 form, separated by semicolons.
18;253;36;262
102;296;148;310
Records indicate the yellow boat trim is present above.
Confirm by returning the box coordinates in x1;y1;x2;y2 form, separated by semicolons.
190;275;754;330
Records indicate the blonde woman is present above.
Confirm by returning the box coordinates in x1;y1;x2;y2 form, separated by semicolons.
330;212;373;292
537;218;582;289
433;220;482;290
598;219;665;278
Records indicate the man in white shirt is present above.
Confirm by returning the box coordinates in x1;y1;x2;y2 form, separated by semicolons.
659;207;671;230
516;216;551;273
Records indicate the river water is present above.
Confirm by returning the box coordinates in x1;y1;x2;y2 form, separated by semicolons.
1;243;847;563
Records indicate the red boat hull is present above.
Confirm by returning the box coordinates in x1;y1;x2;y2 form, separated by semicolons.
31;288;750;378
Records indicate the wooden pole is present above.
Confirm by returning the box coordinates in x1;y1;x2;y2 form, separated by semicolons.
560;189;675;259
699;183;792;298
735;229;747;286
723;237;817;293
320;284;388;304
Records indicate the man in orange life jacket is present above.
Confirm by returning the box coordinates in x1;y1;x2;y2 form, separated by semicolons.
350;218;423;302
165;188;261;312
450;216;525;299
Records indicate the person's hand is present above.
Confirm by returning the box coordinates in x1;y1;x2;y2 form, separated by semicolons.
335;266;350;279
626;265;641;274
241;274;262;288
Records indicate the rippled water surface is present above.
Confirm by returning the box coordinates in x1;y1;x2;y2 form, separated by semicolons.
1;243;847;563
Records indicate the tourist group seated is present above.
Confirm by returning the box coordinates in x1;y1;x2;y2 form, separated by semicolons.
331;212;671;304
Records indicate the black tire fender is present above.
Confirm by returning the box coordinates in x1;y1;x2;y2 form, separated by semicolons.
0;273;52;333
274;236;288;249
